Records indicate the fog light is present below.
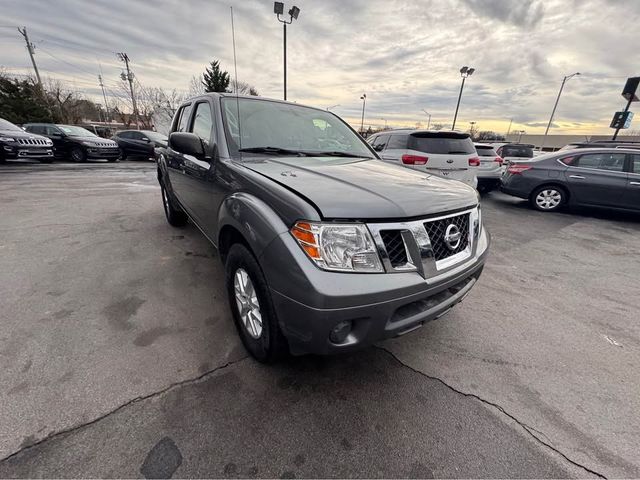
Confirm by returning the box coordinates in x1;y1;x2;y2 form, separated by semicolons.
329;320;352;344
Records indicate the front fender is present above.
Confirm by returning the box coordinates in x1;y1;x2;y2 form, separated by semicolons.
217;192;289;258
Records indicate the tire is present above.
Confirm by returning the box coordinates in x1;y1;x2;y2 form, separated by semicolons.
225;244;288;363
160;182;188;227
120;150;128;161
70;147;86;163
530;185;566;212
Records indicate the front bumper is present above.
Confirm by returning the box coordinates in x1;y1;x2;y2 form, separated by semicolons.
261;224;490;355
86;147;121;159
3;144;54;160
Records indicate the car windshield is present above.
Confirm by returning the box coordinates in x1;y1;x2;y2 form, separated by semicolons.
409;133;475;154
58;125;97;137
221;97;374;159
144;131;168;142
502;145;533;157
0;119;23;131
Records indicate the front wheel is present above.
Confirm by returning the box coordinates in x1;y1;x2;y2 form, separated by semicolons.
531;186;566;212
70;147;86;163
225;244;288;363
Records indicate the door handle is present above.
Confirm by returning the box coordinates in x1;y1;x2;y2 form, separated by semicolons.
630;181;640;186
569;175;585;179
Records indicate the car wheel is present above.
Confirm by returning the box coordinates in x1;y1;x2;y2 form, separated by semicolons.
160;182;188;227
120;150;128;161
531;186;566;212
70;147;86;163
225;243;288;363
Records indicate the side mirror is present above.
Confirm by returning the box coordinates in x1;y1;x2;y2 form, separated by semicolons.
373;144;384;152
169;132;205;158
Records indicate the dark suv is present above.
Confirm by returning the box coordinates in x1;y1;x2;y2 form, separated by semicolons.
0;118;54;163
23;123;120;162
113;130;168;160
156;93;490;362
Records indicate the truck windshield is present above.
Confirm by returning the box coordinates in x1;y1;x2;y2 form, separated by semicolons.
221;97;374;159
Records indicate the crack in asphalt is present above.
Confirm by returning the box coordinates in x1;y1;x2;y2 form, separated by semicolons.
377;346;607;479
0;355;249;465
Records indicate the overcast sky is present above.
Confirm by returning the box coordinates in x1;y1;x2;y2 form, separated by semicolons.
2;0;639;134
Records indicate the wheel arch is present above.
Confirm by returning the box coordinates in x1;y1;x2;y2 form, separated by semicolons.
216;192;289;263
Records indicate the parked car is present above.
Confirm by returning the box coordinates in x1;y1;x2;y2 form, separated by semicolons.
367;129;479;188
496;143;534;165
113;130;168;160
474;143;503;193
558;140;640;151
23;123;120;162
156;94;490;362
501;148;640;212
0;118;54;164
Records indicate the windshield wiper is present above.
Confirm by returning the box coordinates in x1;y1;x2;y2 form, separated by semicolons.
238;146;311;156
307;151;372;158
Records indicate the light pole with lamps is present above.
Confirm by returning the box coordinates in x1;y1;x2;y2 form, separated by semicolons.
326;104;340;111
422;109;432;129
541;72;580;150
452;66;474;130
273;2;300;101
360;94;367;134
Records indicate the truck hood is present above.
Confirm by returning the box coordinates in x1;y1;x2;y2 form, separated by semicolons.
242;156;478;219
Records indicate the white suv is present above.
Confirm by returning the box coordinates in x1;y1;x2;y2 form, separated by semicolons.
368;129;479;188
474;143;503;193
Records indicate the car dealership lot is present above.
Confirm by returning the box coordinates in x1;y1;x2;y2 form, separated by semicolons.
0;162;639;478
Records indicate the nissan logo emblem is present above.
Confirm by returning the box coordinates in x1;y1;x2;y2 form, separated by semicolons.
444;224;462;250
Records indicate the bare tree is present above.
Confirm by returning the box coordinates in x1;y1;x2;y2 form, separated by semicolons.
188;75;205;97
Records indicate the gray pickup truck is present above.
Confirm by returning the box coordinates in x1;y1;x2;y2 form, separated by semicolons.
156;93;490;362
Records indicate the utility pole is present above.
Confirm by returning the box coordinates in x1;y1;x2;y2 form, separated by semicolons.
360;94;367;135
117;52;140;129
98;74;110;123
506;118;513;136
422;109;432;129
541;72;580;150
17;26;42;87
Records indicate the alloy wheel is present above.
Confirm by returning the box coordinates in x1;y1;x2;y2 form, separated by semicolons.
535;189;562;210
233;268;263;339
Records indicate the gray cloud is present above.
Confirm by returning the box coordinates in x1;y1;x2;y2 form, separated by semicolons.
459;0;544;28
1;0;637;134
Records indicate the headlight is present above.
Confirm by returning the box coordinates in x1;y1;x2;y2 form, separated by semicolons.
45;139;53;146
81;141;96;147
291;221;383;272
0;136;16;142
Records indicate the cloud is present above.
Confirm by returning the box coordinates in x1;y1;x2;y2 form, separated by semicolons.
459;0;544;28
1;0;637;134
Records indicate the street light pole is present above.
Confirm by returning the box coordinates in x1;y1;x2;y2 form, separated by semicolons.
452;66;475;130
326;104;340;111
360;94;367;134
422;109;432;129
541;72;580;150
274;2;300;101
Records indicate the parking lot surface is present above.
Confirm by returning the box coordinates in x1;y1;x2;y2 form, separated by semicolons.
1;161;639;478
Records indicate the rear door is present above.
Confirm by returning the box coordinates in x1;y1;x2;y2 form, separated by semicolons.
165;102;193;210
129;131;154;156
623;154;640;210
564;152;628;207
475;144;501;174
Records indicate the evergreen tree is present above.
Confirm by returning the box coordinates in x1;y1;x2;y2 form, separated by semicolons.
201;60;230;93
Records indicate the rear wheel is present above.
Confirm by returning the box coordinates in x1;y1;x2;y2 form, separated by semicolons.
225;244;287;363
531;185;566;212
70;147;86;163
160;182;188;227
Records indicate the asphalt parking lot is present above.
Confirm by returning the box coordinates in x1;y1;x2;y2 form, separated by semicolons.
1;160;639;478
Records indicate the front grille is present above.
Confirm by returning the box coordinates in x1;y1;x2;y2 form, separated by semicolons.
424;213;469;261
380;230;408;267
18;138;48;145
